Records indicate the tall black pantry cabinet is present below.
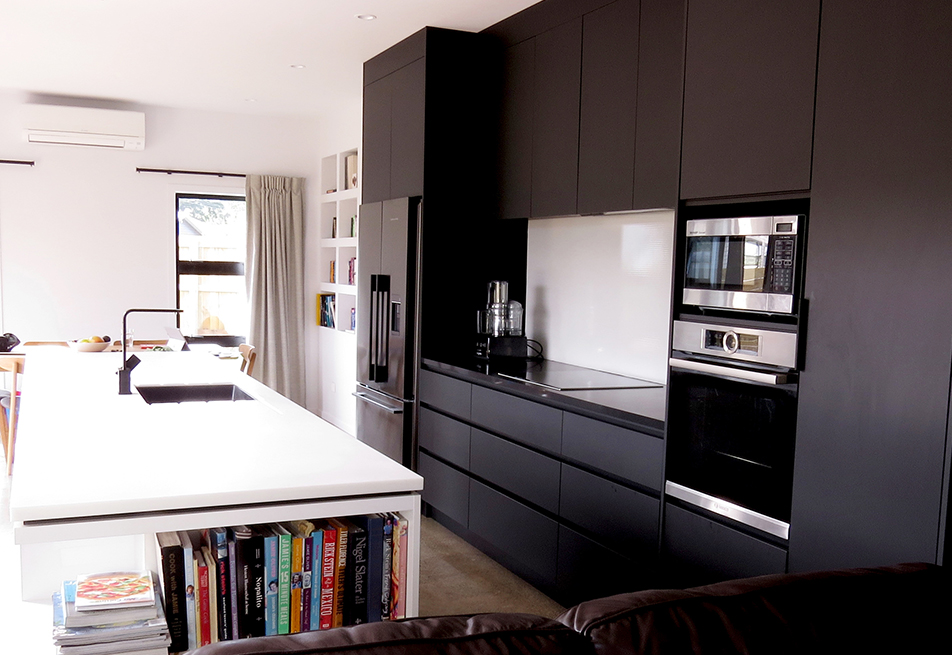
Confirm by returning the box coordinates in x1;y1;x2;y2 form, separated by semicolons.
361;28;529;365
790;0;952;571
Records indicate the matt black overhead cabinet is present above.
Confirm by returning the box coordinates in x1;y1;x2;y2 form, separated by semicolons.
361;27;527;363
490;0;684;218
679;0;820;200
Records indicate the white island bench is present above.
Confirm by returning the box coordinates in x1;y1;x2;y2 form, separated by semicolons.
10;348;423;610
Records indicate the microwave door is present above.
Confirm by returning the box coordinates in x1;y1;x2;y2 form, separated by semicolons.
357;201;383;388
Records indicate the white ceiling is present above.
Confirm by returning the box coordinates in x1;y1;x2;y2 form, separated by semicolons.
0;0;538;120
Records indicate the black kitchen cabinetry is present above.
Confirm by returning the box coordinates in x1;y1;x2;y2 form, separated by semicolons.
362;28;528;363
789;0;952;573
489;0;684;218
679;0;820;200
418;368;664;606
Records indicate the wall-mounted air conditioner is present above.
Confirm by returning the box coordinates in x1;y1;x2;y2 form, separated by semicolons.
23;104;146;150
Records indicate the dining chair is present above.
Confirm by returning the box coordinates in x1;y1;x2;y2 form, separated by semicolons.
0;355;24;475
239;344;257;377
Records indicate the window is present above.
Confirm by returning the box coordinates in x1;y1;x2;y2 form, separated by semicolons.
176;193;248;346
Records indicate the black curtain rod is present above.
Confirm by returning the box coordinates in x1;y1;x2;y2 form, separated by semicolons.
1;159;35;167
136;167;245;179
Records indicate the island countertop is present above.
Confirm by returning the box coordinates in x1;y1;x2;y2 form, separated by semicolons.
10;348;423;524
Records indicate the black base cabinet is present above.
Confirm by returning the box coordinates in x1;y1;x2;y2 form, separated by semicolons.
418;367;665;606
662;502;788;588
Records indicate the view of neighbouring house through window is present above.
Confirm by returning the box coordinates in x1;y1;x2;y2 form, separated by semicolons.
176;193;248;343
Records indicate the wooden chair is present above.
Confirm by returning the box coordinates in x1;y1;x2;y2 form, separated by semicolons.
239;344;257;376
0;355;24;475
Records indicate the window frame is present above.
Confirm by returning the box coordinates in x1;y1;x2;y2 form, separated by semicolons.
175;192;248;347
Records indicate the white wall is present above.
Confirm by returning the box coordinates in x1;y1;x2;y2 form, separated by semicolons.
526;210;675;384
0;90;324;401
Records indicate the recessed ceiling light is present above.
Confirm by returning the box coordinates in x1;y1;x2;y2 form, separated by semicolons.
356;14;377;21
245;98;257;103
290;64;306;69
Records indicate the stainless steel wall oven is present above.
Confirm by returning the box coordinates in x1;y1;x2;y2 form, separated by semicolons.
666;320;799;540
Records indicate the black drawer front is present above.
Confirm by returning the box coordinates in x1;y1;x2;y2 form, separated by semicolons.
663;502;787;587
469;480;558;587
419;369;472;420
418;407;471;469
419;452;470;528
470;429;561;514
562;412;663;491
556;525;652;607
471;385;562;454
560;464;659;556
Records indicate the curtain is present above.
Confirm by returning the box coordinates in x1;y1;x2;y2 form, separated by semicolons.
246;175;306;404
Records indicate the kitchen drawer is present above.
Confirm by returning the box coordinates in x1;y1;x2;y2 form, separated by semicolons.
560;464;660;556
471;385;562;454
663;502;787;587
562;412;663;491
419;369;471;420
470;428;561;514
418;452;469;528
556;524;650;607
469;480;558;589
418;407;471;469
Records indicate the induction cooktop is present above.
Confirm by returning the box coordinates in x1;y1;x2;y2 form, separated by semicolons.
497;360;662;391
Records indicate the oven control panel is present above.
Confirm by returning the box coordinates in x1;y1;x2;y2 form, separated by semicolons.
673;320;798;370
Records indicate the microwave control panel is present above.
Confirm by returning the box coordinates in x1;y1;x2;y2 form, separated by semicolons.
767;234;796;294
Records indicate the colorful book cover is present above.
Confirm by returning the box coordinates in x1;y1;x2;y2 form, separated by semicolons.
177;531;197;651
390;514;409;620
317;522;338;630
262;526;280;636
60;579;157;629
282;522;307;633
308;527;325;631
201;545;218;644
380;515;394;621
273;523;293;634
184;531;206;647
52;589;169;644
240;526;267;638
326;518;349;628
74;570;155;611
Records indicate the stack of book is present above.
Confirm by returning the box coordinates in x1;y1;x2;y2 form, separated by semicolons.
155;513;409;648
52;571;170;655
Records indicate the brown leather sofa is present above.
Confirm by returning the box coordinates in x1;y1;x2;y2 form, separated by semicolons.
191;562;947;655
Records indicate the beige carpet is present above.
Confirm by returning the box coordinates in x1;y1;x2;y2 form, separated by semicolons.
418;516;566;619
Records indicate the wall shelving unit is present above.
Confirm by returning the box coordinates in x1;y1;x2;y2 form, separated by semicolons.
319;149;359;332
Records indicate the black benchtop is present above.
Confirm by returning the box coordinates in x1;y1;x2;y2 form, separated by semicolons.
422;358;666;438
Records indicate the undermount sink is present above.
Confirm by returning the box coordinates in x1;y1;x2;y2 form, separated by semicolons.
136;383;255;404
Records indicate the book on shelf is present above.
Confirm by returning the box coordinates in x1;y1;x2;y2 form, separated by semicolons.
59;580;158;630
74;572;155;613
380;514;394;621
205;526;232;642
154;532;189;651
201;546;219;644
227;528;243;641
182;530;209;647
326;518;349;628
360;514;385;624
261;525;280;636
317;520;338;631
235;525;266;639
330;259;336;284
282;521;308;633
306;524;325;631
273;523;293;634
390;513;409;620
53;590;170;655
176;531;197;651
344;154;358;190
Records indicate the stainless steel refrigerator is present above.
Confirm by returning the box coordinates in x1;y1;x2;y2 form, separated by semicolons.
354;197;422;467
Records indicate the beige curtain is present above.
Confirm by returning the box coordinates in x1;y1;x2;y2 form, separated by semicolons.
246;175;306;404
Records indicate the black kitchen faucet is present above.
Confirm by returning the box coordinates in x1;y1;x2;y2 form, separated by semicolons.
118;308;183;394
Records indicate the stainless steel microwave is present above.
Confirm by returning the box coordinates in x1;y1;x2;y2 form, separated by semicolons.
682;215;801;314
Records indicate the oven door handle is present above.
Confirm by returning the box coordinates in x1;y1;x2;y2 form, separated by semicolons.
669;357;787;385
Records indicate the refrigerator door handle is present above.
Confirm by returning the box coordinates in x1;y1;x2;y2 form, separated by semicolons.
374;275;391;382
353;391;404;414
369;274;379;381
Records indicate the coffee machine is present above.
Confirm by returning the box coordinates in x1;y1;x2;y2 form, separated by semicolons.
476;280;528;358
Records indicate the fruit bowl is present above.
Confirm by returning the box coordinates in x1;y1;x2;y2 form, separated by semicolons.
69;340;111;353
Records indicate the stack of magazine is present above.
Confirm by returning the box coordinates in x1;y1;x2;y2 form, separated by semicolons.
52;571;171;655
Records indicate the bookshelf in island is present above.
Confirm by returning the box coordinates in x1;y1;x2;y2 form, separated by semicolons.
9;347;423;619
